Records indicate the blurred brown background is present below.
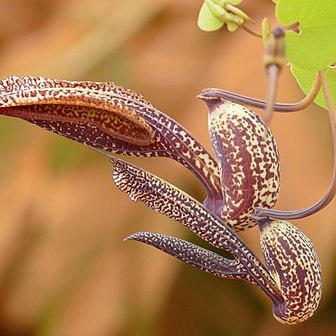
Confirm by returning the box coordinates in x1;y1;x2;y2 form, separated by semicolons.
0;0;335;335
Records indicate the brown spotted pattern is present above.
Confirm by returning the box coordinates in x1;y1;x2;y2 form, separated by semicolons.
110;156;283;303
126;232;246;278
202;97;280;231
1;104;153;146
259;220;322;324
0;76;322;325
110;155;323;325
0;75;222;209
0;77;153;145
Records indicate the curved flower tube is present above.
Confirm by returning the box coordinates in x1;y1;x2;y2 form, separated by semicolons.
0;75;324;324
108;154;321;325
0;75;222;212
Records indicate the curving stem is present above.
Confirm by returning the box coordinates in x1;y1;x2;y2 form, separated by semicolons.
241;24;262;38
256;69;336;220
200;73;320;113
263;64;280;126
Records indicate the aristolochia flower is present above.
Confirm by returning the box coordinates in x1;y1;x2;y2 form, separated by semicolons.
0;75;322;324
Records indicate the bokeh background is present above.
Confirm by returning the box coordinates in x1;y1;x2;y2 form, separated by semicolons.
0;0;335;335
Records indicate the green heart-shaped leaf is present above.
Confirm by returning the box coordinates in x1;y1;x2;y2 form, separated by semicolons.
291;65;336;109
276;0;336;70
198;3;225;31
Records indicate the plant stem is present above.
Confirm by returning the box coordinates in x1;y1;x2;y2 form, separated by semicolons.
264;64;279;126
241;24;262;38
255;69;336;220
262;26;285;126
199;73;321;112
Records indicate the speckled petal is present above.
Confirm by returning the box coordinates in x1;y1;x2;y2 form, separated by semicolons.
200;95;280;231
259;219;322;324
109;155;283;304
0;75;222;208
126;231;248;278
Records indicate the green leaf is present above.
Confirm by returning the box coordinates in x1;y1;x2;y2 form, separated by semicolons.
276;0;336;70
198;3;224;31
291;66;336;109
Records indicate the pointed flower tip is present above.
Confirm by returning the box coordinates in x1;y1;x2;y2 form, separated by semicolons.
124;234;135;242
124;232;141;242
245;15;255;24
197;88;223;111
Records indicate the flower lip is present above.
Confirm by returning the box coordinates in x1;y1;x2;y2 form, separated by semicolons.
197;88;219;100
197;89;223;110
